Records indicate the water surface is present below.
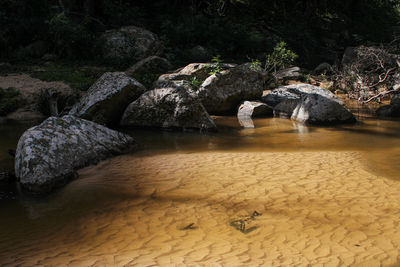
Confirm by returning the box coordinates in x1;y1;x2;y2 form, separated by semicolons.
1;113;400;266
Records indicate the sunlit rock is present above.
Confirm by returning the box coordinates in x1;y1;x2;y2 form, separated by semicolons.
291;94;356;125
262;83;339;107
238;101;273;118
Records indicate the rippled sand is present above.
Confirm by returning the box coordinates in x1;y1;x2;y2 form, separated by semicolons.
2;150;400;266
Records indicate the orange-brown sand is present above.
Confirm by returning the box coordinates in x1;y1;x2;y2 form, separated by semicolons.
1;151;400;266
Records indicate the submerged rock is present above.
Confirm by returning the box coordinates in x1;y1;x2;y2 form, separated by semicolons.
262;83;338;107
121;81;216;131
15;115;136;193
291;94;356;125
198;63;264;114
69;72;146;126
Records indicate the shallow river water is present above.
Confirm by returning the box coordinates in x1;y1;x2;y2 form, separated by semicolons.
1;111;400;266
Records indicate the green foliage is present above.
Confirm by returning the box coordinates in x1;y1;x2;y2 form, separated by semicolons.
265;41;298;73
31;64;106;91
0;87;22;116
207;55;224;75
190;77;202;90
250;59;261;70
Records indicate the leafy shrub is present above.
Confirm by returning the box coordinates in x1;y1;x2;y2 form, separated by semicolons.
207;55;224;75
191;77;202;90
265;41;298;74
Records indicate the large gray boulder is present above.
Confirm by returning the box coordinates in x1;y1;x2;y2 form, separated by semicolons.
69;72;146;126
98;26;163;66
198;63;264;114
262;83;338;107
291;94;356;125
120;81;216;131
15;115;136;193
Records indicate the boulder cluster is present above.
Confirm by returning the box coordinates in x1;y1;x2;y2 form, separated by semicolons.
14;25;359;194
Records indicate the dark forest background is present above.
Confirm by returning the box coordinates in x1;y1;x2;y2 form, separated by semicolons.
1;0;400;68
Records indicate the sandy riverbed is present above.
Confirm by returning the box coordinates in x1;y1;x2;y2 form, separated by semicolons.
1;150;400;266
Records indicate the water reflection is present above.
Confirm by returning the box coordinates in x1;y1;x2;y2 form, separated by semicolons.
237;115;255;128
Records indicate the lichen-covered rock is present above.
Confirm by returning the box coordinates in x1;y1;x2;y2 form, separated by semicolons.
262;83;338;107
198;63;264;114
121;81;216;131
69;72;146;126
15;115;136;193
98;26;163;66
291;94;356;125
237;101;273;118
